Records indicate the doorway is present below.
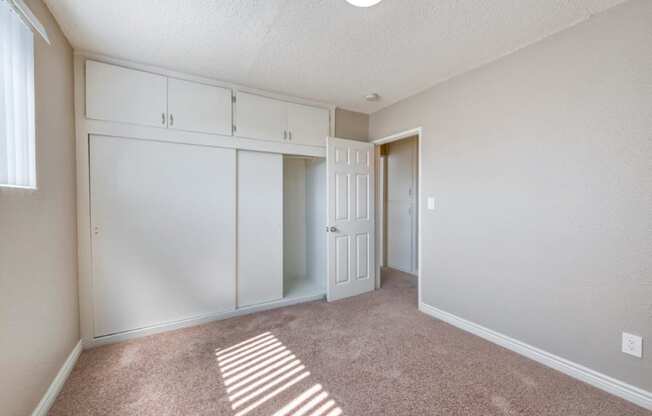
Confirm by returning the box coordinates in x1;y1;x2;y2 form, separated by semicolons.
374;128;422;302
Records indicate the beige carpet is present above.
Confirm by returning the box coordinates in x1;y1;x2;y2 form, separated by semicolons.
50;269;650;415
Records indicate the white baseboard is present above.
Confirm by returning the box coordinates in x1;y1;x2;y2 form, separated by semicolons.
419;302;652;411
31;340;82;416
385;265;417;276
85;292;326;348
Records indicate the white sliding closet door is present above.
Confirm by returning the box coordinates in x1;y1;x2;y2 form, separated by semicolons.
90;135;236;337
237;150;283;307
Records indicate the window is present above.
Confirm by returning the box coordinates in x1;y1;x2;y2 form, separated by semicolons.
0;0;36;189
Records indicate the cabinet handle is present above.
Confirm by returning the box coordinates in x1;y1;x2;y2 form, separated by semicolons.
170;114;174;126
161;113;166;125
288;131;292;141
284;130;287;140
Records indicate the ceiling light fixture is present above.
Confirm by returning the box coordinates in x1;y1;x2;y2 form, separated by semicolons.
346;0;383;7
365;93;381;102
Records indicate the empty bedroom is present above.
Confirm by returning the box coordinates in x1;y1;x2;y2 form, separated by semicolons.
0;0;650;415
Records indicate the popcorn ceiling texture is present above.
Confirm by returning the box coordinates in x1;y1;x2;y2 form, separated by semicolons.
48;270;650;415
43;0;625;113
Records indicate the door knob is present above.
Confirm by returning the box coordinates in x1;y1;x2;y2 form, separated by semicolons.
329;226;338;232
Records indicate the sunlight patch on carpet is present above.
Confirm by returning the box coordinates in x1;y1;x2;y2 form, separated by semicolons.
216;332;343;416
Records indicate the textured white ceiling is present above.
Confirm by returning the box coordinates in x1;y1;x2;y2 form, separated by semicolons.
44;0;625;113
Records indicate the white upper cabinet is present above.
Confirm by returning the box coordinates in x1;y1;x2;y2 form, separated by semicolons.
85;60;330;146
235;92;288;142
167;78;232;135
86;60;167;128
236;91;330;146
287;102;330;146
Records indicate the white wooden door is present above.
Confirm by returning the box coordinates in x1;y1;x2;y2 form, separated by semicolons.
235;92;287;142
326;137;375;301
237;150;284;307
167;78;232;135
86;60;167;128
89;135;236;337
287;102;329;147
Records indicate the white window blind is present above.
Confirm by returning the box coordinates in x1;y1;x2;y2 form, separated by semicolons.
0;0;36;188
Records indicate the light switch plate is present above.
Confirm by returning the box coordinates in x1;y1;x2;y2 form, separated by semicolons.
427;197;436;211
622;332;643;358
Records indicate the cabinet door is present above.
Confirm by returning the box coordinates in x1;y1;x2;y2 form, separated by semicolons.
86;60;167;128
287;103;330;147
235;92;287;142
90;135;236;337
237;150;283;307
168;78;232;135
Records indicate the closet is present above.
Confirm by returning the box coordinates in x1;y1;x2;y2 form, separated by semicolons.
236;151;326;307
80;58;368;345
89;142;327;338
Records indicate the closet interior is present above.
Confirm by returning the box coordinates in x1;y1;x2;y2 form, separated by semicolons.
283;155;326;299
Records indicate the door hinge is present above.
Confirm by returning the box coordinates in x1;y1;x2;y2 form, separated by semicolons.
232;125;237;134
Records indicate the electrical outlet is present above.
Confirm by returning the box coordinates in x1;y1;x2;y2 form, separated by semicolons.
622;333;643;358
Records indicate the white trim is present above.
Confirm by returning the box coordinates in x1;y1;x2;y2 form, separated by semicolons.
9;0;50;44
82;120;326;158
31;340;82;416
378;154;385;269
372;127;422;145
373;127;423;307
419;302;652;411
85;293;325;349
385;265;417;277
0;183;37;190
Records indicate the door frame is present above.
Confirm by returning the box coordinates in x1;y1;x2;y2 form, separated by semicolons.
372;127;423;305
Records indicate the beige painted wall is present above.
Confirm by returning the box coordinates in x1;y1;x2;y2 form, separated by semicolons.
334;108;369;141
0;1;78;415
370;0;652;392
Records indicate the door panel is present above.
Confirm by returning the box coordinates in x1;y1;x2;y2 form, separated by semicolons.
168;78;232;135
335;172;349;220
327;137;375;301
89;135;236;337
235;92;287;142
287;102;329;146
355;174;370;220
356;233;370;279
86;60;167;128
335;235;350;284
237;151;284;307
